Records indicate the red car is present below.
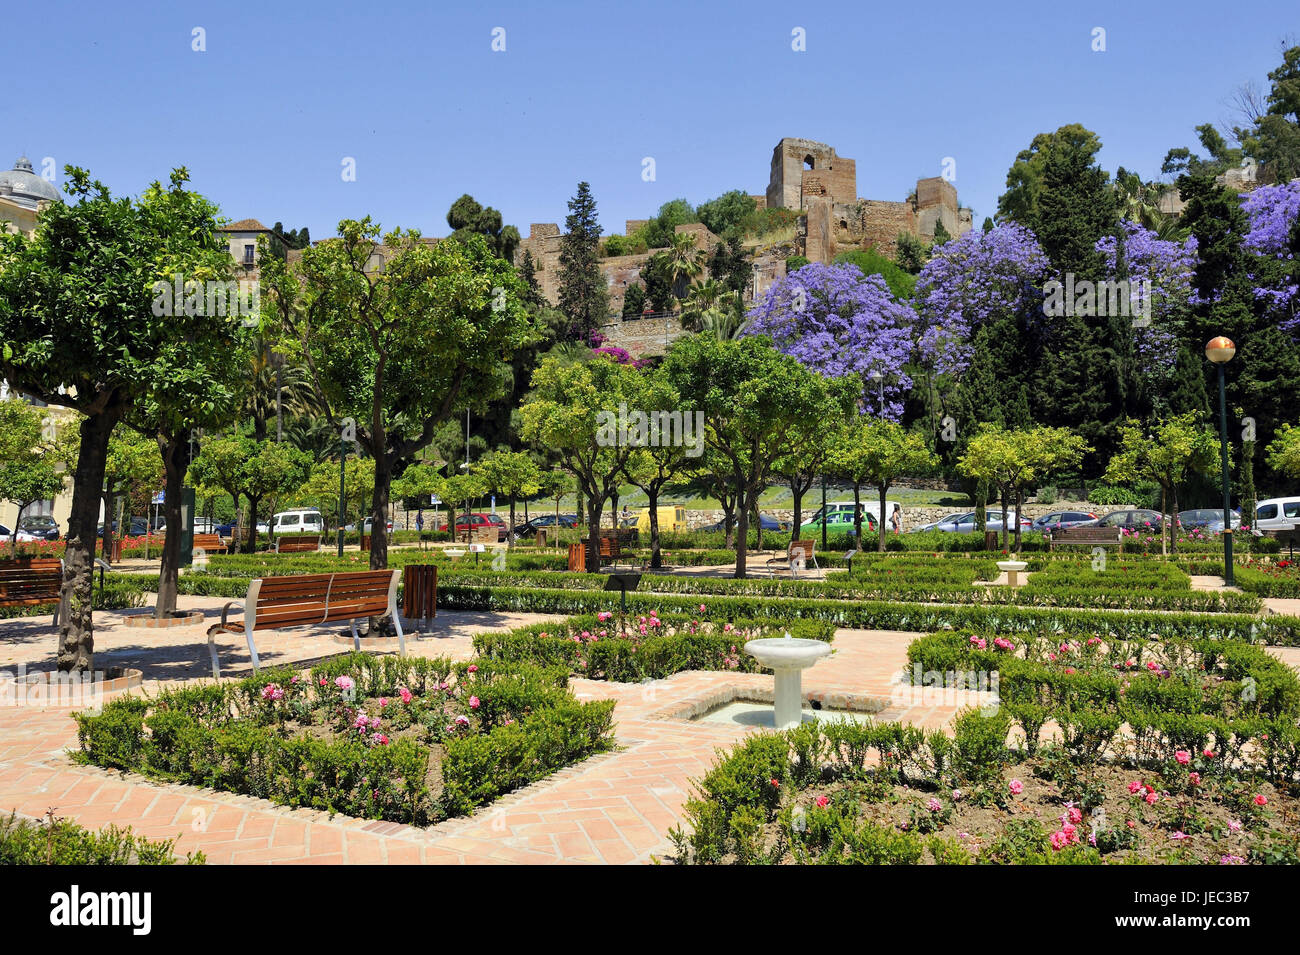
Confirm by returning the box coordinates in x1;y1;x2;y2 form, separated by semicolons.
455;512;507;542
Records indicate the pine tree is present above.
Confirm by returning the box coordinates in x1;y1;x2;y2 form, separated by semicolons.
621;282;646;317
557;182;608;338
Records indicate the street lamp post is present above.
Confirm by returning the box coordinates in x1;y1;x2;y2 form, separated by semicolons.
1206;336;1236;586
337;431;347;558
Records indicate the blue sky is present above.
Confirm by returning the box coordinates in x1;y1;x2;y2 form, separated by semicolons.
7;1;1296;240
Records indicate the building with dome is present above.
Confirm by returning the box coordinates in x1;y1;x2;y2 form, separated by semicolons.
0;156;60;236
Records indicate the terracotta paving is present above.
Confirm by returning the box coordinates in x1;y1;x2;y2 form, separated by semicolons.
0;596;976;865
5;595;1291;865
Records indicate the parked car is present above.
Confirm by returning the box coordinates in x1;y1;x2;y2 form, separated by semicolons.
705;513;786;533
914;511;1031;533
803;500;901;530
1082;509;1164;532
456;512;507;542
1177;508;1242;533
0;524;10;539
1031;510;1099;532
342;517;394;533
15;515;60;541
97;517;153;538
1254;497;1300;533
271;509;324;536
636;506;689;535
799;510;875;536
511;514;578;538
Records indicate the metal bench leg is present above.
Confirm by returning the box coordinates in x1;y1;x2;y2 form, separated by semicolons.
393;613;406;657
245;632;261;674
351;618;361;652
208;631;222;679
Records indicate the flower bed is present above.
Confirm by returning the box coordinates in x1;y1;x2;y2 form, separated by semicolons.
473;611;835;681
438;584;1300;644
673;625;1300;864
73;653;615;823
670;719;1299;864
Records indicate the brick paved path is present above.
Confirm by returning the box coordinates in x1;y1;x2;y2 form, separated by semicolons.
14;598;1288;864
0;594;982;864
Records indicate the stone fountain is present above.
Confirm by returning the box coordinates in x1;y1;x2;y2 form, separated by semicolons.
743;633;832;729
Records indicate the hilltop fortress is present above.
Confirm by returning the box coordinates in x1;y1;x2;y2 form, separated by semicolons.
515;138;971;354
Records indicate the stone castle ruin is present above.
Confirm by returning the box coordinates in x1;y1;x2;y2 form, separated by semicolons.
517;137;973;355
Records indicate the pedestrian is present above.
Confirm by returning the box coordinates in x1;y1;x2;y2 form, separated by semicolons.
890;503;902;535
416;510;424;533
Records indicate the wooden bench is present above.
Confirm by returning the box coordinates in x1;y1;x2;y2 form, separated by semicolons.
401;564;437;629
206;569;403;678
274;536;321;554
0;558;64;623
192;533;228;556
1047;526;1122;551
766;539;817;577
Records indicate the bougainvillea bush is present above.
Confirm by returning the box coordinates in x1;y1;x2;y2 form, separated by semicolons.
73;653;614;823
671;631;1300;864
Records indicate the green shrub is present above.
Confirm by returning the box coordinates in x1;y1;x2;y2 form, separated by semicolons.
0;812;203;865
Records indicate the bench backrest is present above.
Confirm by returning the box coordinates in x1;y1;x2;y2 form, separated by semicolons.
276;536;321;553
1055;526;1121;540
598;536;621;557
0;558;63;603
245;570;398;632
193;534;225;551
789;539;814;560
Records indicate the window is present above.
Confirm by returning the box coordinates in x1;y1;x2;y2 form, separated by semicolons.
1258;504;1278;520
243;244;255;264
1285;502;1300;518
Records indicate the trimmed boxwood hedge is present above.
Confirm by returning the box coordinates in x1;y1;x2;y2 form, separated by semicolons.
72;653;615;825
437;582;1300;644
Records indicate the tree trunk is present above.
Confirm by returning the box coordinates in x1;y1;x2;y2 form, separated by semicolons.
1013;488;1023;554
507;496;516;550
155;429;191;618
1000;488;1010;551
370;453;391;570
586;492;602;573
58;407;123;673
1170;482;1179;556
878;483;888;553
734;487;750;579
245;495;261;552
752;498;763;552
853;482;862;543
100;489;116;566
648;484;662;569
791;479;805;544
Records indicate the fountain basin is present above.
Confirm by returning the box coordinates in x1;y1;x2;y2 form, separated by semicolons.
744;637;832;730
996;559;1028;587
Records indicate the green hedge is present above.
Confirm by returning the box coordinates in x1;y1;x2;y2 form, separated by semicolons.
437;583;1300;644
473;613;836;681
73;653;615;825
0;811;204;865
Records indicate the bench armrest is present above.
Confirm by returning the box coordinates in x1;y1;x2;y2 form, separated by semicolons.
218;600;243;630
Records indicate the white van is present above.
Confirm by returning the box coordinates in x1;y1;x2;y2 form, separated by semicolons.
1254;497;1300;532
271;509;325;535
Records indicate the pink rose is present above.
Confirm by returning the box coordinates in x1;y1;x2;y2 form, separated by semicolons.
1009;779;1023;795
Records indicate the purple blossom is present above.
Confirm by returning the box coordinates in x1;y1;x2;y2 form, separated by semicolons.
1242;181;1300;328
743;261;915;419
1096;220;1197;369
913;224;1052;376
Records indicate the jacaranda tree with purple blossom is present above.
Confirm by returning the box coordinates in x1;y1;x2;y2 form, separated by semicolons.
1242;180;1300;331
913;223;1053;376
743;262;915;419
1096;220;1198;394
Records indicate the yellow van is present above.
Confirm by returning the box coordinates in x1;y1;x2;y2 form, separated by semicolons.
636;506;689;535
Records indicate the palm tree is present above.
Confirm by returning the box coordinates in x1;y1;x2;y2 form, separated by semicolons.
664;232;705;297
